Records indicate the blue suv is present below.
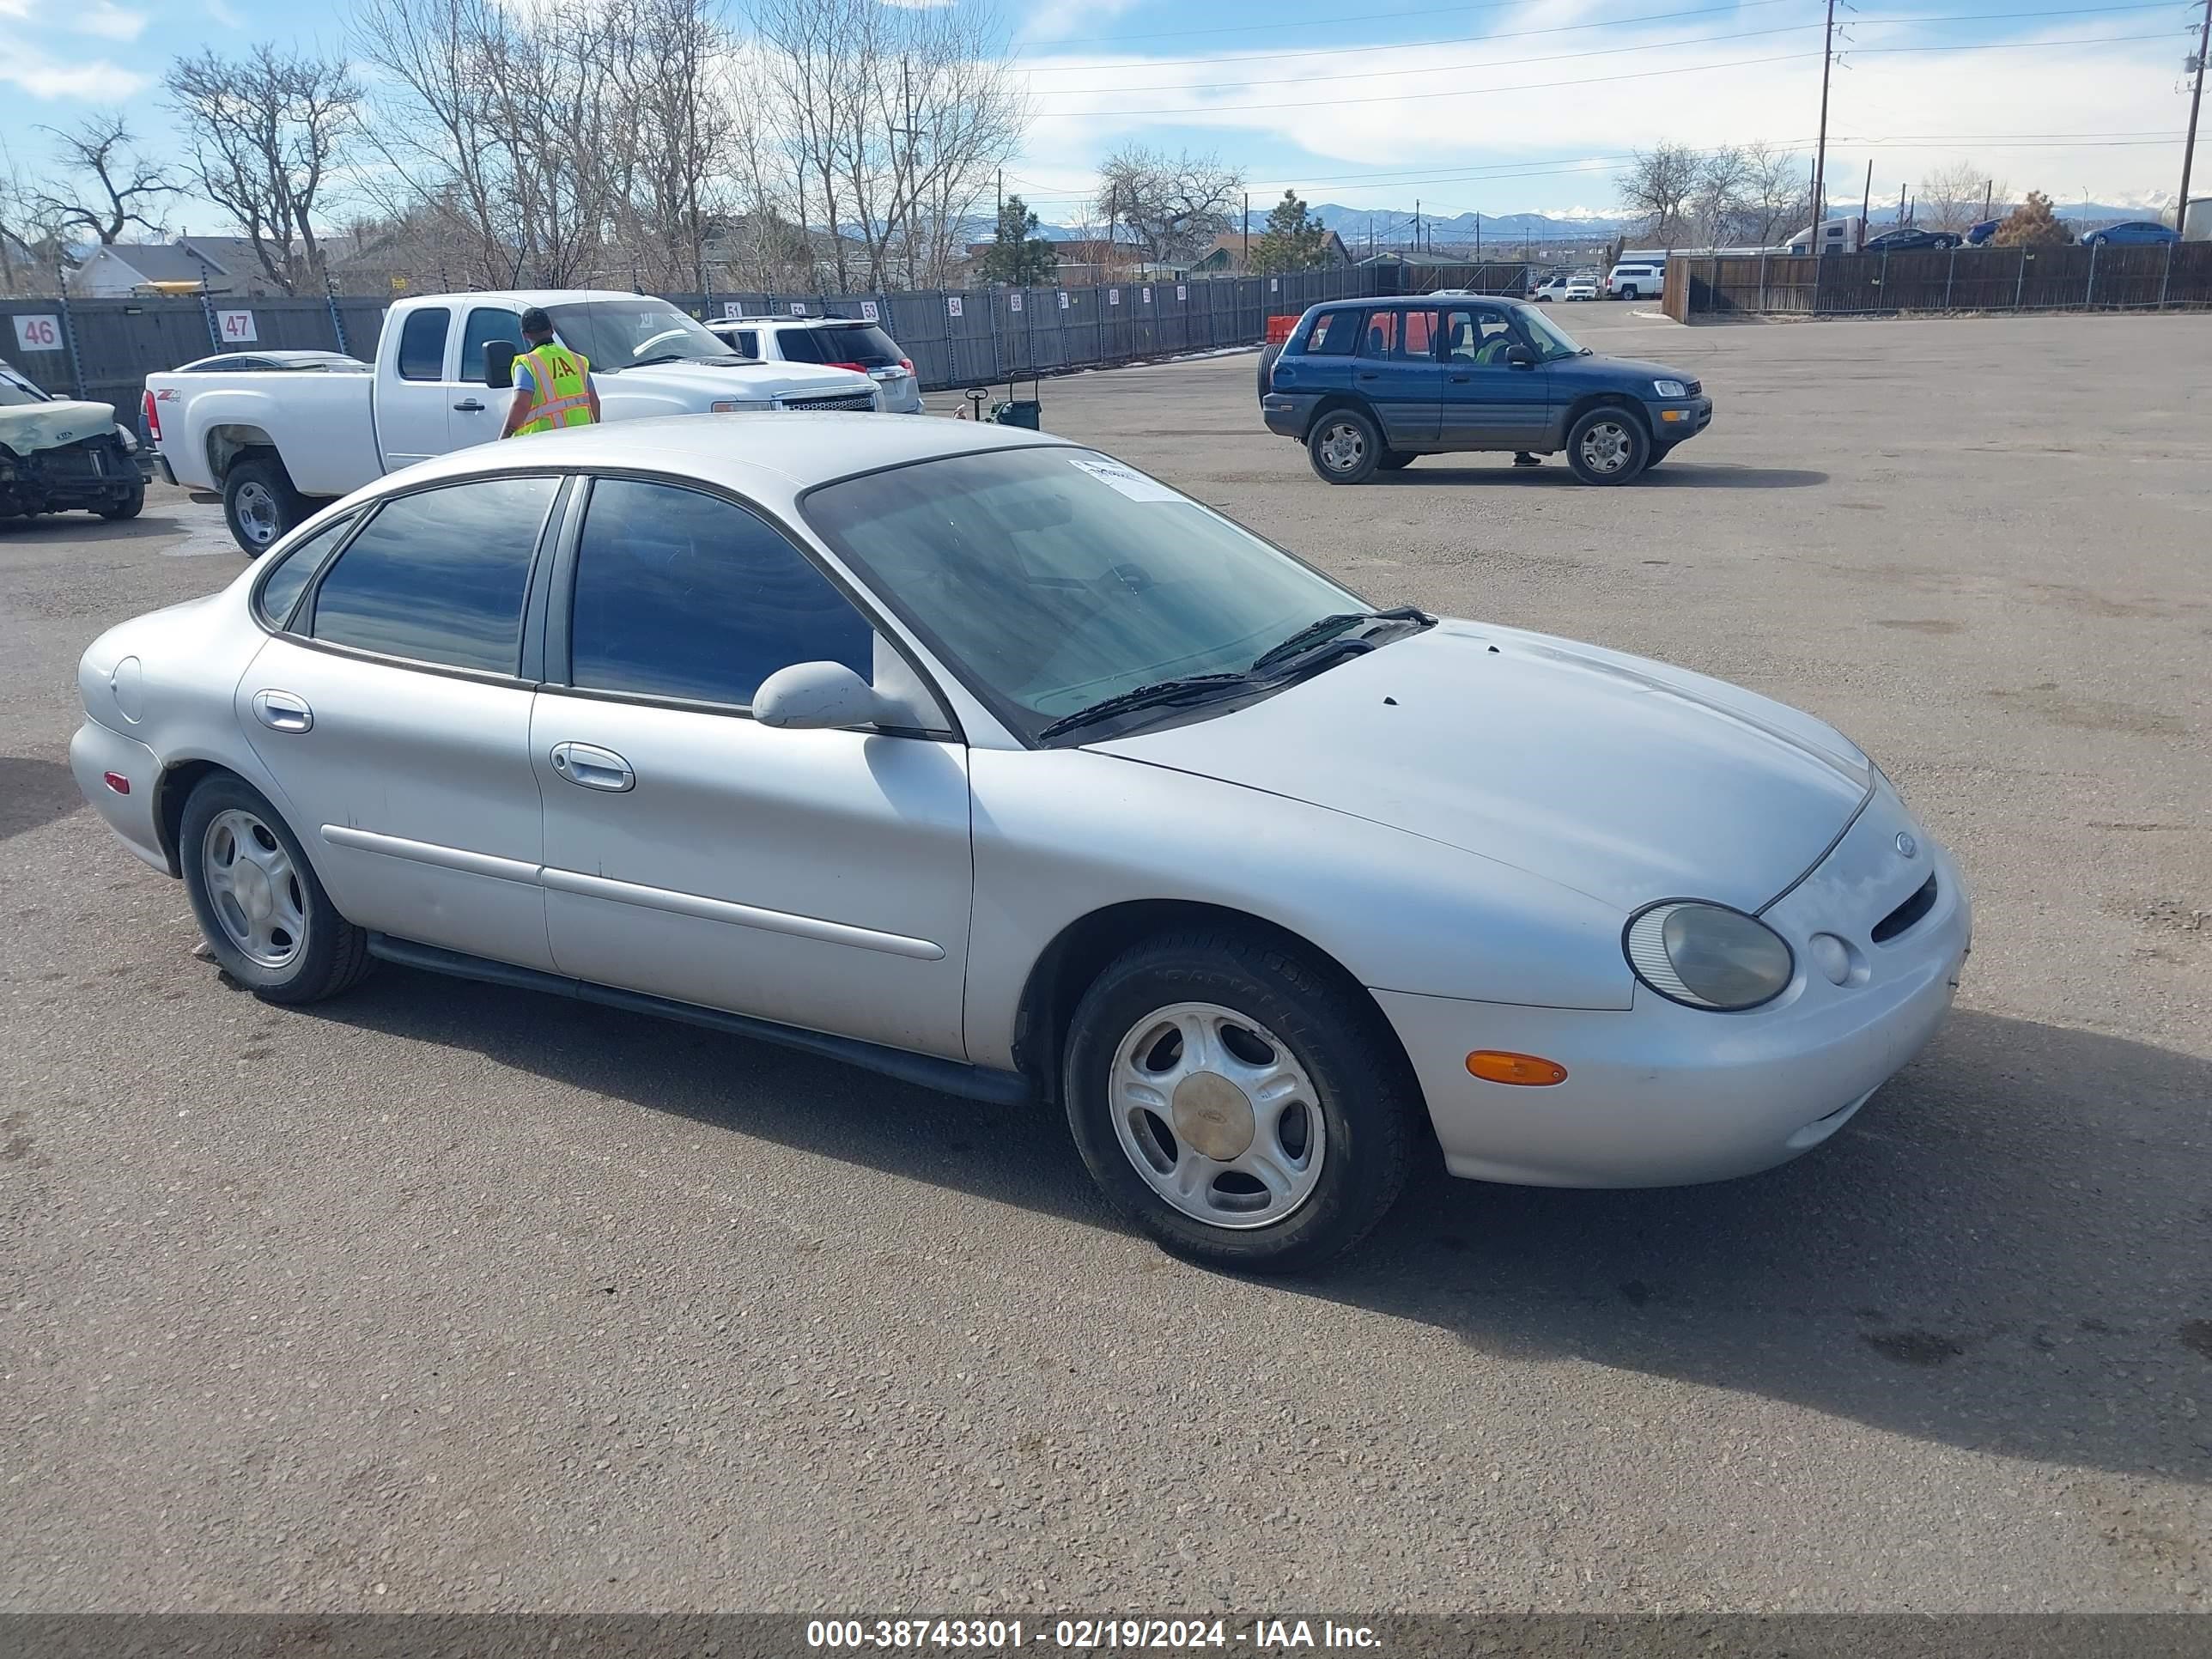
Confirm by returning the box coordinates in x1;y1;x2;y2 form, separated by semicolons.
1260;296;1713;485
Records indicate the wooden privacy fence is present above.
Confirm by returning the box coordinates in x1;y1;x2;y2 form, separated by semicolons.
1664;244;2212;320
1;267;1382;418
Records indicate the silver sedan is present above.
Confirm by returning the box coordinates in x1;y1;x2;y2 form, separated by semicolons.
71;416;1970;1270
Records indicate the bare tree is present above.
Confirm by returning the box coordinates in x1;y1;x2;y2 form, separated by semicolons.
1619;143;1699;246
1690;145;1750;248
1918;161;2004;234
1095;146;1242;265
30;115;174;247
164;47;362;295
1;140;70;294
1739;143;1811;248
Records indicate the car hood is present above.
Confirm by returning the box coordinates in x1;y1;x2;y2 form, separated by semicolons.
611;360;875;404
1551;354;1695;387
0;398;119;457
1091;620;1871;915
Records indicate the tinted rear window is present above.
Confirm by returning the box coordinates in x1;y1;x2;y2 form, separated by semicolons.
775;324;902;367
1304;311;1362;356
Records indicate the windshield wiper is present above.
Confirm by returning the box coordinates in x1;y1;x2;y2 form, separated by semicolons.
626;352;703;368
1036;674;1250;742
1246;605;1432;678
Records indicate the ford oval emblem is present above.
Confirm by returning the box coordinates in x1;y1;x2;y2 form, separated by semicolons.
1895;831;1918;859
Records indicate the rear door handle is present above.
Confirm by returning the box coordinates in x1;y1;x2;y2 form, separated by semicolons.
550;741;635;793
453;398;486;412
252;690;313;732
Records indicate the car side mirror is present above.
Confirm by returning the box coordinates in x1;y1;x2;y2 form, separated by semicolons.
752;660;888;731
1504;344;1537;369
484;342;517;390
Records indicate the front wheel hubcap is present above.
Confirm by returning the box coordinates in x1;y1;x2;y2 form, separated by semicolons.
1109;1002;1326;1231
1580;421;1634;474
202;808;307;968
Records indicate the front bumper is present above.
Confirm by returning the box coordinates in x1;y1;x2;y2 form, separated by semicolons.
69;720;171;874
1379;788;1968;1188
1648;396;1713;444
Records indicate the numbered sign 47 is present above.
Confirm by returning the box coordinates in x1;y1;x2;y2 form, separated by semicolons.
216;309;258;344
12;314;64;353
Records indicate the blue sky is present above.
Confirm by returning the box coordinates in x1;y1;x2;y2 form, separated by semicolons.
3;0;2202;237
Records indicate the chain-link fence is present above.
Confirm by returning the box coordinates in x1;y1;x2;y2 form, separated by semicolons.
2;267;1384;418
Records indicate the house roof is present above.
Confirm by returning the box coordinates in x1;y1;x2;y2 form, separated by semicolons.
97;243;232;283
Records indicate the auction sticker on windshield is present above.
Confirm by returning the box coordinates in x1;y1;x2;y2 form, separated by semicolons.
1066;453;1181;502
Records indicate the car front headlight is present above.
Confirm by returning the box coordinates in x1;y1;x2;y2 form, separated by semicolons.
1624;901;1795;1011
1651;379;1688;398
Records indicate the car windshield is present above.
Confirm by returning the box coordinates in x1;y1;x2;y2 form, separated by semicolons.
542;300;738;370
0;364;51;405
1519;307;1586;361
802;447;1373;742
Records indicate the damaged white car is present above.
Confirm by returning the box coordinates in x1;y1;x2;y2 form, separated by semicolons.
0;358;147;524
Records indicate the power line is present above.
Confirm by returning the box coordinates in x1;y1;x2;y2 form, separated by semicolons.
1031;29;2184;117
1020;1;2185;89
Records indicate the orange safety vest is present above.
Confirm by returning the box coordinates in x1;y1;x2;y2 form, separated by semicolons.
510;343;594;436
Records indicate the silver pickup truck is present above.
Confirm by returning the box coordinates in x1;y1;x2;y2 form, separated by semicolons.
146;289;883;553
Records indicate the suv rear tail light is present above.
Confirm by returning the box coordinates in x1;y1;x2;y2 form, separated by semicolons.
828;361;866;373
141;389;161;444
898;358;913;374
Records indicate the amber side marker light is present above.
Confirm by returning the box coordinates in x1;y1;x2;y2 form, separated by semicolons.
1466;1050;1568;1086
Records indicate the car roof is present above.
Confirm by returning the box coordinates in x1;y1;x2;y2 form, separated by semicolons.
364;413;1076;508
712;315;872;329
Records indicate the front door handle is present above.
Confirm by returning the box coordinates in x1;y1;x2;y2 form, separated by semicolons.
453;398;486;412
252;689;313;732
550;741;635;793
1449;372;1474;382
1355;370;1380;381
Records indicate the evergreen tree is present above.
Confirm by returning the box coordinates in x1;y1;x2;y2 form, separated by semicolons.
1249;189;1330;273
1990;191;2073;249
980;194;1057;286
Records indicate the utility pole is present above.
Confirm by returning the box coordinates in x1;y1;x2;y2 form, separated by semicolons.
1860;160;1874;240
1414;199;1422;257
1899;181;1907;226
1810;0;1837;251
2180;0;2209;230
1242;191;1249;268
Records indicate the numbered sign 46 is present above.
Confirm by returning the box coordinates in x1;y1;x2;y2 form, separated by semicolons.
217;309;258;343
11;314;63;353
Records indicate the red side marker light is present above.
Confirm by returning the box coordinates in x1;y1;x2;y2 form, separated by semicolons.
103;771;131;795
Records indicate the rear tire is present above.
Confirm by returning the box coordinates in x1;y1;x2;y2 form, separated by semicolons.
223;455;306;557
1306;408;1382;485
1256;343;1282;399
1062;930;1422;1273
179;774;374;1006
1565;406;1651;485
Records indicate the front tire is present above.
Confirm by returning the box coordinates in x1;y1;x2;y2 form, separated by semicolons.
1062;931;1422;1273
99;483;145;520
1565;406;1651;484
1307;408;1382;484
179;774;373;1005
223;456;306;556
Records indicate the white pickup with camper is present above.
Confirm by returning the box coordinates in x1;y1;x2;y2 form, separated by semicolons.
144;289;884;553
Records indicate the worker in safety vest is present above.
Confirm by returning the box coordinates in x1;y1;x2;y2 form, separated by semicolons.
501;307;602;439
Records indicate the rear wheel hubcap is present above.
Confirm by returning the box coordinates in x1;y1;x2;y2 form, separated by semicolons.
1318;422;1366;472
234;483;279;546
202;808;306;968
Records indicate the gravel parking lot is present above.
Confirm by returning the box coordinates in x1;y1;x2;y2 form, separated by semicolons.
3;302;2208;1613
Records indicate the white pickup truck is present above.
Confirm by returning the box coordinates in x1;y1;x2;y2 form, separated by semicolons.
146;289;884;553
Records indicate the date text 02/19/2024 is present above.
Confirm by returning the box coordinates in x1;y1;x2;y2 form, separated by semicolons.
804;1620;1382;1650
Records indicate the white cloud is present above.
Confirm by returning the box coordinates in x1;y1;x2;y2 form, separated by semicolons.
1011;9;2199;211
1017;0;1143;48
204;0;244;26
0;44;154;101
78;0;150;40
